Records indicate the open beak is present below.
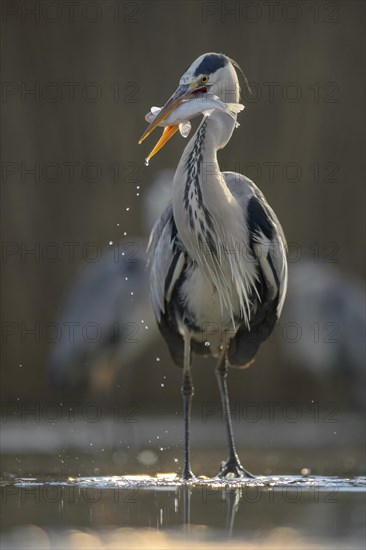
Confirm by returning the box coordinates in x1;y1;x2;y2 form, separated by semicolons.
144;125;179;165
138;84;193;145
139;82;208;163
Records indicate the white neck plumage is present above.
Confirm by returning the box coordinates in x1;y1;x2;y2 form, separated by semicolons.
172;106;238;243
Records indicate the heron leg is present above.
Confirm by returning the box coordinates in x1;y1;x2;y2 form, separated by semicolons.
181;333;194;480
216;350;253;478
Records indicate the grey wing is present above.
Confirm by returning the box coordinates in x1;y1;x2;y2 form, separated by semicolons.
148;203;184;320
147;204;187;366
223;172;288;367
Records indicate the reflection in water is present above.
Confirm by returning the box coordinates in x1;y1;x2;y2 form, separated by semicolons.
1;475;365;549
183;486;242;538
183;486;191;534
225;488;241;537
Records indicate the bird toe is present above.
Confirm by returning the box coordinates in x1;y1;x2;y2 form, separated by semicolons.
217;459;254;479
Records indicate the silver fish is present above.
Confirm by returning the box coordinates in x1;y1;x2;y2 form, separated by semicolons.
145;95;244;138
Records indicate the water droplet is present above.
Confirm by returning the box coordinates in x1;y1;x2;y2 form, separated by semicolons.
109;241;113;245
123;231;127;236
145;158;150;166
136;186;140;189
130;291;134;296
174;458;178;463
126;207;130;211
204;341;210;347
161;383;165;388
235;122;240;128
156;357;160;362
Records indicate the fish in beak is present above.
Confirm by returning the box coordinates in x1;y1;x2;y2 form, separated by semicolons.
138;82;205;164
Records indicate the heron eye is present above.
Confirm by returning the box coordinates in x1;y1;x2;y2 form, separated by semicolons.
200;76;209;84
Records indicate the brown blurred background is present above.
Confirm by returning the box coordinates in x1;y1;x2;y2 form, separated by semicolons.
1;0;365;417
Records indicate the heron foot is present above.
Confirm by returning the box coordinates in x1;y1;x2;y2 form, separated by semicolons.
181;468;195;481
217;459;254;479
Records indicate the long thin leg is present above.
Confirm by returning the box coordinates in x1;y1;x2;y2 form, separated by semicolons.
216;350;253;478
181;333;194;480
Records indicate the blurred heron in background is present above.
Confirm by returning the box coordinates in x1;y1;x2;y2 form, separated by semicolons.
140;53;288;479
283;257;366;410
49;170;172;393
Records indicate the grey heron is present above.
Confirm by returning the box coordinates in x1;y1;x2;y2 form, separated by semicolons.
140;53;288;479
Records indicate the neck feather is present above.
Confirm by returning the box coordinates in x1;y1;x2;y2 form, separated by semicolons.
172;113;238;263
173;110;237;227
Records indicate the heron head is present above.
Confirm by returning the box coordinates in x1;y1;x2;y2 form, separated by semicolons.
179;53;240;103
138;53;242;153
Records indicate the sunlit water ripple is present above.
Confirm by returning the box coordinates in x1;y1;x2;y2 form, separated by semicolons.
3;473;365;491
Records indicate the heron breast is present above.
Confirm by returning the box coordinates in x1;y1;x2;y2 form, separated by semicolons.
180;264;239;332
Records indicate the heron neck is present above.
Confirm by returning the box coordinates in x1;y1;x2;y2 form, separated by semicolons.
176;109;237;183
202;109;237;152
172;111;238;256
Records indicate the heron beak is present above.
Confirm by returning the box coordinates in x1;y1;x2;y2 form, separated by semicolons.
138;83;195;145
144;125;179;165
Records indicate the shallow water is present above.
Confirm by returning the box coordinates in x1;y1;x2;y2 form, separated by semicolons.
1;474;365;549
1;414;365;548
